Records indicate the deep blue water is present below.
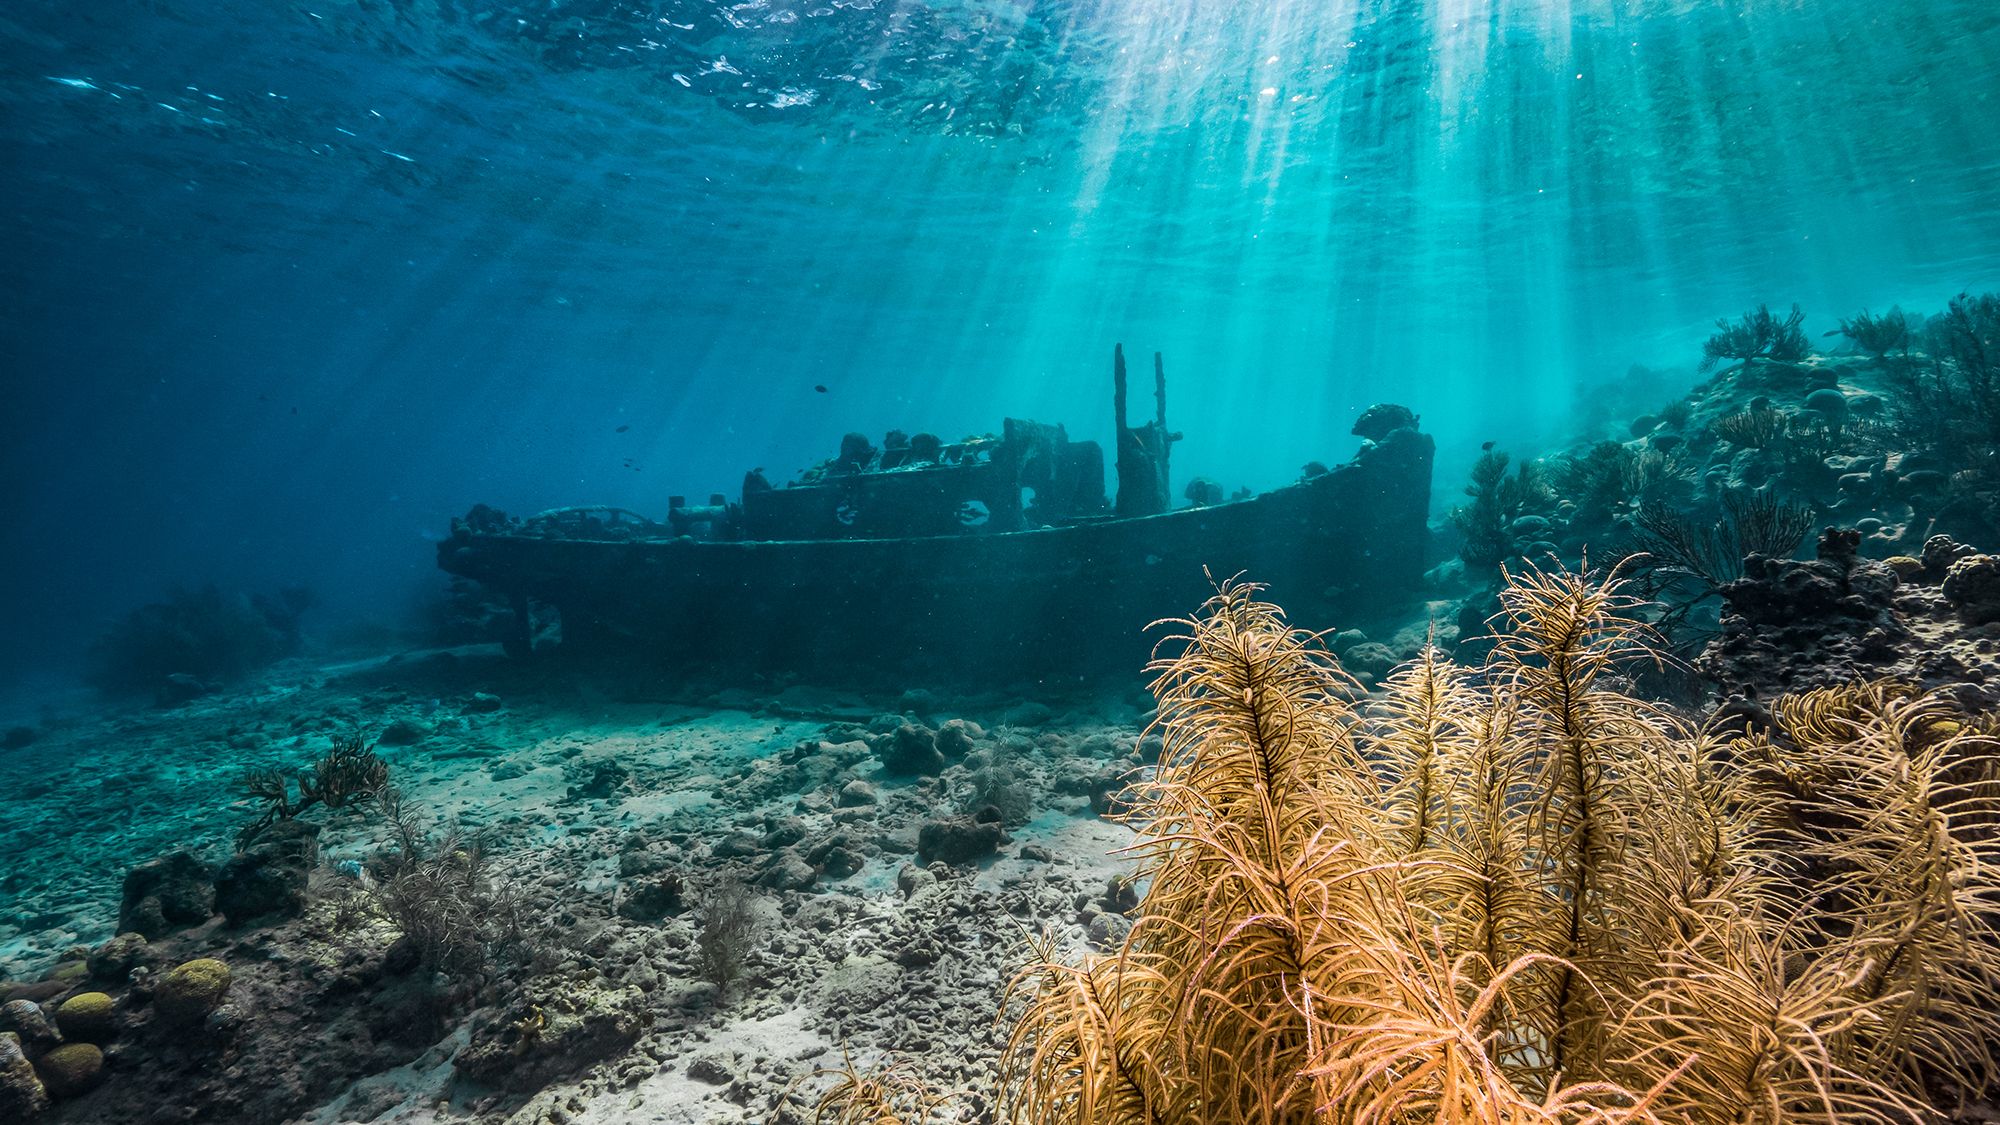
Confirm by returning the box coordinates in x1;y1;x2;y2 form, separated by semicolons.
5;0;2000;687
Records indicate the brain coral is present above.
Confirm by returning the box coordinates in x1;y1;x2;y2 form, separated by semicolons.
154;958;231;1027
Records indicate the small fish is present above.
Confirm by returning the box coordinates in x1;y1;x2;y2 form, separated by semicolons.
814;384;828;394
1481;440;1496;451
615;424;630;433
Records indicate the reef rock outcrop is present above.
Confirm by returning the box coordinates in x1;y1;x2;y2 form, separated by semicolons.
454;987;642;1094
1351;403;1420;443
879;722;946;776
86;933;148;983
214;819;319;926
117;852;216;939
1703;528;2000;711
0;1032;49;1118
915;811;1009;865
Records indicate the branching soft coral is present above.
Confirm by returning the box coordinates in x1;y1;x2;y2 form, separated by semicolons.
236;730;389;851
987;566;2000;1125
1762;687;2000;1095
808;1050;955;1125
1003;932;1178;1124
1371;642;1476;856
1700;304;1809;373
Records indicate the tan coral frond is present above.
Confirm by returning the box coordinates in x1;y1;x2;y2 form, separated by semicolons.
1373;641;1479;856
1301;882;1662;1125
806;1047;952;1125
1778;689;2000;1095
1141;576;1376;860
1770;680;1923;754
1000;931;1181;1125
1611;914;1927;1125
1487;560;1685;1082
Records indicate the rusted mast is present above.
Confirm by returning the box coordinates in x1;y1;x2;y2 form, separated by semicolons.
1113;343;1174;517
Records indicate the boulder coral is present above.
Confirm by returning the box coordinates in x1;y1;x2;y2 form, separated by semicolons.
1;1000;59;1051
34;1042;103;1098
1943;553;2000;625
52;992;115;1042
153;958;231;1027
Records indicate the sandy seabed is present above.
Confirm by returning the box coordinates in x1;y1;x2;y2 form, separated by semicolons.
0;646;1150;1124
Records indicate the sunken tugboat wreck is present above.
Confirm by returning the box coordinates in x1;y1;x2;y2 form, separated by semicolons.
438;347;1434;683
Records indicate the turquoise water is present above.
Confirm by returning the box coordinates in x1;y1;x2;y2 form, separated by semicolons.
5;0;2000;679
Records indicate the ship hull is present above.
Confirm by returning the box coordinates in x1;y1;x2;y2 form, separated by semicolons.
436;429;1433;685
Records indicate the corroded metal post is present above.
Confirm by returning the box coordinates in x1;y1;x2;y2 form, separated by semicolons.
1154;349;1171;496
1114;343;1176;517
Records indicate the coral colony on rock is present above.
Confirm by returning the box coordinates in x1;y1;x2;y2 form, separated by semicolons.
9;1;2000;1124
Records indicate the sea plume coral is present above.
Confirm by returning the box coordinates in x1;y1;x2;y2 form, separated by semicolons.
1831;307;1911;361
1712;406;1788;450
991;567;2000;1125
1627;491;1818;650
1700;303;1809;373
367;789;518;978
1754;686;2000;1094
236;730;389;851
1633;491;1816;594
1923;292;2000;442
805;1049;954;1125
1449;448;1551;570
